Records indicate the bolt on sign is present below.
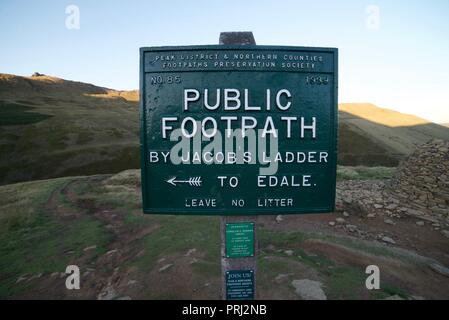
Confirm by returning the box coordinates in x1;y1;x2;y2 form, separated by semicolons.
140;45;338;215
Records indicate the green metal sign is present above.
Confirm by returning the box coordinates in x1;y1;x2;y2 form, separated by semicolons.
226;270;254;300
226;222;254;258
140;45;338;215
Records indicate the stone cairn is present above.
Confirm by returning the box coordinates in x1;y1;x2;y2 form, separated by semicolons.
31;72;45;77
390;139;449;218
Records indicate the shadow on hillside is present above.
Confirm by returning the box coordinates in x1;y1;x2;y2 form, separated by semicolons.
0;80;139;185
338;110;449;166
0;101;53;126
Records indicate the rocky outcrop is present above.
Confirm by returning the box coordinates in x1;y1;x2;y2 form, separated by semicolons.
391;139;449;218
335;140;449;226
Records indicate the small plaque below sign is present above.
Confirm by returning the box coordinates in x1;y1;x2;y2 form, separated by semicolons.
226;270;254;300
226;222;254;258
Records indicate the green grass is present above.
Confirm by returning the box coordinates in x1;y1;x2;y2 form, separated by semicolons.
0;91;139;186
77;174;141;214
0;177;112;298
337;165;396;181
71;173;221;276
324;266;367;300
192;260;221;278
258;229;310;248
338;122;401;167
0;178;69;234
0;101;53;126
296;249;335;268
51;146;141;180
257;245;371;300
0;170;420;299
258;229;415;299
109;128;125;139
76;130;94;145
375;284;410;300
0;145;140;187
258;254;293;276
258;247;409;300
260;228;421;265
132;215;221;272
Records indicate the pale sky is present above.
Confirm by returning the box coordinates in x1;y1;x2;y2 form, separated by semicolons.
0;0;448;123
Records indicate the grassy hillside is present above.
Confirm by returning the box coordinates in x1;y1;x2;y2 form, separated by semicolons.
0;74;140;185
338;103;449;166
1;169;448;299
1;74;448;185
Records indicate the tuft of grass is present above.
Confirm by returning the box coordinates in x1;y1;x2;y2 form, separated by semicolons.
109;128;125;139
130;215;220;272
258;229;413;300
77;174;142;214
258;229;310;249
260;228;420;265
295;248;335;269
105;170;141;188
258;253;293;275
375;284;410;300
192;261;221;278
0;177;69;234
76;131;94;144
324;266;367;300
337;165;396;181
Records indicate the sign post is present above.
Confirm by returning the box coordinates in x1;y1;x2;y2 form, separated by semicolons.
139;32;338;300
218;32;258;300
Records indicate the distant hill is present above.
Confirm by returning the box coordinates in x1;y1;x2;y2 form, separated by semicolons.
0;73;139;185
0;73;139;101
1;73;448;185
338;103;449;166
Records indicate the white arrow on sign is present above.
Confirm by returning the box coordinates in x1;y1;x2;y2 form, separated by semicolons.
166;177;202;187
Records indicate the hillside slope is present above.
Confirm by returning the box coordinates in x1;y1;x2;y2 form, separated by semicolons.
1;73;448;185
0;73;139;185
339;103;449;166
